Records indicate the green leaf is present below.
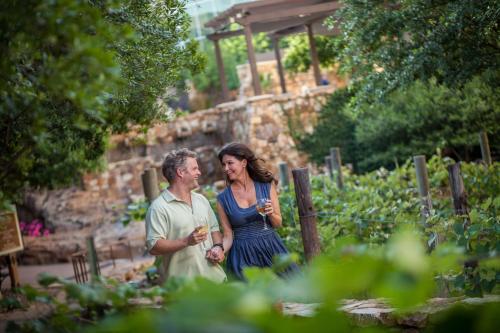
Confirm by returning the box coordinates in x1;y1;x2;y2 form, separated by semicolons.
454;274;465;289
480;197;492;210
469;209;480;224
453;222;465;236
37;273;61;287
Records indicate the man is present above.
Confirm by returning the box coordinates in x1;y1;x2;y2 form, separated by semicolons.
145;149;226;283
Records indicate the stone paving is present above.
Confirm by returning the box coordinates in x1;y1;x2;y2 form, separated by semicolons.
283;295;500;328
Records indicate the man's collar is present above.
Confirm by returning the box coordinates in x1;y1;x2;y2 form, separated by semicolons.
161;189;178;203
162;188;197;203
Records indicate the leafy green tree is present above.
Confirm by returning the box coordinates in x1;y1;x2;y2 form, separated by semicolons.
190;43;240;104
355;71;500;171
282;34;342;73
0;0;203;206
296;87;359;168
106;0;205;130
221;31;271;64
328;0;500;105
298;71;499;172
301;0;499;171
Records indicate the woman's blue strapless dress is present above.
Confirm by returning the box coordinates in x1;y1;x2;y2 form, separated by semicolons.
217;181;298;280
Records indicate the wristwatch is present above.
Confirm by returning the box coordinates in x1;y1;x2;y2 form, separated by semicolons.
212;243;224;252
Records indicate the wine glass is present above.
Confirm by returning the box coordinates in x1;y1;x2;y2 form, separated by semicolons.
256;198;269;230
196;217;209;251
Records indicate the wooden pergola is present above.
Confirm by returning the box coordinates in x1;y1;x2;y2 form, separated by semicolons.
205;0;341;101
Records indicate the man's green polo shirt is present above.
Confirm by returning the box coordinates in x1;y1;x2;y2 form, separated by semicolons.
145;189;226;283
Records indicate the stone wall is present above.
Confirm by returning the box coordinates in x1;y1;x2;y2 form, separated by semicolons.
83;86;335;206
245;87;333;174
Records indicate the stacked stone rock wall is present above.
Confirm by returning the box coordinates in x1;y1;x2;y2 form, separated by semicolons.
82;100;251;204
246;87;333;176
82;87;334;205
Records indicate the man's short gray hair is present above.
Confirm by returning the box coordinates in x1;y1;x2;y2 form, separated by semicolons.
161;148;197;183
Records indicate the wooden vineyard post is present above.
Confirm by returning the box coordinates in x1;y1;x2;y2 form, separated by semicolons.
6;254;21;289
86;236;100;281
448;162;478;280
479;131;492;166
110;245;115;268
141;168;160;203
278;162;290;189
325;155;333;179
292;168;321;262
413;155;432;220
142;167;161;280
447;163;470;221
330;147;344;189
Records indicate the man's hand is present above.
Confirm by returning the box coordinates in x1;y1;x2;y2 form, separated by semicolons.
186;226;208;246
206;246;224;264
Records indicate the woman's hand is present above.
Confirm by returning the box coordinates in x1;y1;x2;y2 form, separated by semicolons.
206;246;224;263
264;199;274;215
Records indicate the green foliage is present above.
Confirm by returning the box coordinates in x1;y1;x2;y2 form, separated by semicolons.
119;199;149;226
222;31;272;64
283;34;343;73
6;158;500;331
8;234;498;332
425;302;500;333
0;0;203;206
299;1;500;173
260;73;273;91
190;42;240;94
278;156;499;296
296;87;359;168
9;225;492;333
299;72;499;172
0;295;24;311
354;73;500;171
328;0;500;105
106;0;205;131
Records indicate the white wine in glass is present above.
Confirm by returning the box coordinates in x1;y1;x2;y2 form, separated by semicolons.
256;198;269;230
196;218;209;251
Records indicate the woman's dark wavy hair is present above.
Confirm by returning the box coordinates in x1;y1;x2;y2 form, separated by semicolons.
218;142;277;185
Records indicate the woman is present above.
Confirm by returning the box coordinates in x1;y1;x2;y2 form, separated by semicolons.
214;142;297;280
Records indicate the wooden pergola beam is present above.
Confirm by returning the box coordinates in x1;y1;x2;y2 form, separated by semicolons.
207;29;244;41
205;0;307;29
237;2;341;25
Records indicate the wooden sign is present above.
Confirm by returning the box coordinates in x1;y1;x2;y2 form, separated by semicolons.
0;210;24;256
